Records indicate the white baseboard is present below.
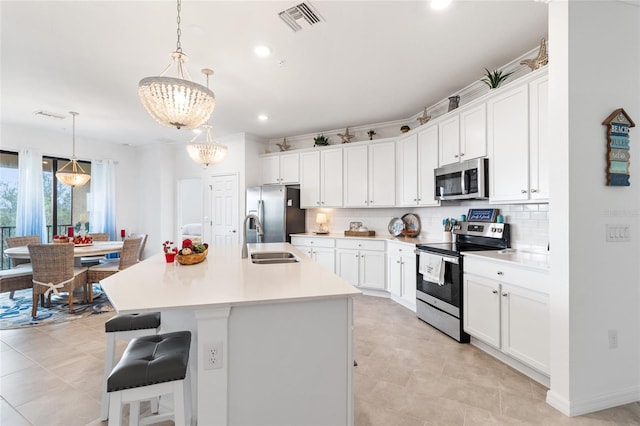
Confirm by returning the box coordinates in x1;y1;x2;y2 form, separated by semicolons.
547;385;640;417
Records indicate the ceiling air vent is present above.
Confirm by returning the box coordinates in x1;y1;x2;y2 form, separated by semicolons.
278;2;324;32
34;110;66;120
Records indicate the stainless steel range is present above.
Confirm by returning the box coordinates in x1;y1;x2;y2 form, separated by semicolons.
415;222;510;342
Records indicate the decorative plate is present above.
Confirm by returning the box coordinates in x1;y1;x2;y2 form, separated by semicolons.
388;217;404;236
401;213;422;237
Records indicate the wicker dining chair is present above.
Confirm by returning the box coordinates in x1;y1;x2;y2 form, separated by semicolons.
6;235;40;268
88;237;142;284
129;233;148;261
5;235;40;298
28;243;89;318
81;233;111;266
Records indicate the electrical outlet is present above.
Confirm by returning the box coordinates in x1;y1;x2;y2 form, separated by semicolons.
608;329;618;349
203;341;223;370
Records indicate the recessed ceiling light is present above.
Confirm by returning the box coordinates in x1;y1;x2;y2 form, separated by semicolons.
431;0;452;10
258;114;268;121
254;45;271;58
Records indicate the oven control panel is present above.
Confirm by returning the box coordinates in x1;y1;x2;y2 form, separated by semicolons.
454;221;507;238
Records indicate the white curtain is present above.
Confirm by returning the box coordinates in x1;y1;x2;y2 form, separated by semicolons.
16;148;47;242
90;159;117;240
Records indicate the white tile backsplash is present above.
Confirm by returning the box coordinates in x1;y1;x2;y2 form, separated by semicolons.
305;201;549;251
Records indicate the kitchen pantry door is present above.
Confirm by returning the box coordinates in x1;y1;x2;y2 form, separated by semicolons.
210;173;239;246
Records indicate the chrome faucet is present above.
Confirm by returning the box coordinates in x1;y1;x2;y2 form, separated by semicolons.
242;213;264;258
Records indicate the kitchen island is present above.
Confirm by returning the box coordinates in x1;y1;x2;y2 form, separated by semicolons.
101;242;360;426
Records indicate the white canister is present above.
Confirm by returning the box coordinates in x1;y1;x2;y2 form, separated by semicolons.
443;231;452;242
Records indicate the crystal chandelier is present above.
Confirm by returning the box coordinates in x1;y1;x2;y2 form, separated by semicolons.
138;0;215;130
186;69;228;166
56;112;91;187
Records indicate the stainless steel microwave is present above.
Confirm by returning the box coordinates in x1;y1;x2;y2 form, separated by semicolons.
434;158;489;200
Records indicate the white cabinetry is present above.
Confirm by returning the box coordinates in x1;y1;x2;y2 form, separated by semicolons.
438;104;487;167
463;256;550;375
459;104;487;161
291;236;335;273
386;241;416;310
397;127;439;207
336;239;385;290
438;115;461;166
343;141;395;207
488;72;549;203
300;148;343;208
261;153;299;184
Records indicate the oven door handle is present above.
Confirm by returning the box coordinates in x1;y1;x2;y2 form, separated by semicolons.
414;249;459;264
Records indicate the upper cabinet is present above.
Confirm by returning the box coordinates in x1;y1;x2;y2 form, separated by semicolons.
397;128;439;207
488;73;548;203
261;153;299;185
438;115;461;166
344;140;396;208
300;148;343;208
439;105;487;167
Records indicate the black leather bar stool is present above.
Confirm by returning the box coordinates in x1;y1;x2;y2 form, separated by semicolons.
101;312;161;421
107;331;192;426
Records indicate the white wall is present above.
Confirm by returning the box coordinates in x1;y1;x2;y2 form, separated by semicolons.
1;121;139;237
547;0;640;416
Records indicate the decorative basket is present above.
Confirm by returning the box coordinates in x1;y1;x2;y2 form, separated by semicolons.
176;249;208;265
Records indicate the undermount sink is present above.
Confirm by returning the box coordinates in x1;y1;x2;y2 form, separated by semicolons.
250;252;300;264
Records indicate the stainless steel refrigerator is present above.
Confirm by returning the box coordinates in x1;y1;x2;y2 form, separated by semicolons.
245;185;306;243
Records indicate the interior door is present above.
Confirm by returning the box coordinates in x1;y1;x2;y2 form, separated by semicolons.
211;174;239;246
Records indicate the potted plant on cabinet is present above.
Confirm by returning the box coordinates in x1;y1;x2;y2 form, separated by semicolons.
314;134;329;147
481;68;513;89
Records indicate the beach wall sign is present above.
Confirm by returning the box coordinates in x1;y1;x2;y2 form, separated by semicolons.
603;108;635;186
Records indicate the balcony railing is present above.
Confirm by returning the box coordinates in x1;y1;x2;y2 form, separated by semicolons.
1;225;72;269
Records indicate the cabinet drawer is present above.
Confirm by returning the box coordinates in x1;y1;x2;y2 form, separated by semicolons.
464;256;549;292
387;241;416;255
336;238;385;251
291;236;335;248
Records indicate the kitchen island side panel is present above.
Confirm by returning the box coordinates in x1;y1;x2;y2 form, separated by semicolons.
227;297;353;426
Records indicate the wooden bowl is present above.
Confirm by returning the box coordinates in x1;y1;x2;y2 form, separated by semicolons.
176;249;208;265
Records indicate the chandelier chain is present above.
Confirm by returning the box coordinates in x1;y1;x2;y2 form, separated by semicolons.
176;0;182;53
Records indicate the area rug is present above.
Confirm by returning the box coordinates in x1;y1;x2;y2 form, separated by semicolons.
0;284;113;329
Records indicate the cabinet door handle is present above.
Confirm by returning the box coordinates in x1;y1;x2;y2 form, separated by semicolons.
502;293;508;297
531;189;538;193
492;290;498;294
321;201;325;205
460;153;465;157
521;189;527;194
497;271;504;276
454;154;459;158
413;198;417;202
317;201;320;205
396;260;401;264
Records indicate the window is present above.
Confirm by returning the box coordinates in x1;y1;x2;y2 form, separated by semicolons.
0;150;91;269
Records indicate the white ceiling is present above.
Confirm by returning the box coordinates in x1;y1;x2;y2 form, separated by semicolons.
1;1;548;147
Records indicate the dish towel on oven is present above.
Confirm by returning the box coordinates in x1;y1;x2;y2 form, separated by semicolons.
419;253;445;285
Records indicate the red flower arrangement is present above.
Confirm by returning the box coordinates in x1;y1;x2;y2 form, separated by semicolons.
162;241;178;254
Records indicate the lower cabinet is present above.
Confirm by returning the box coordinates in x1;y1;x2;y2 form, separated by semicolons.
291;236;335;273
463;256;550;375
386;241;416;310
336;239;385;290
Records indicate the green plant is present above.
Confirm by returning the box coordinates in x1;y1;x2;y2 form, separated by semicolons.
314;134;329;146
400;125;410;133
481;68;514;89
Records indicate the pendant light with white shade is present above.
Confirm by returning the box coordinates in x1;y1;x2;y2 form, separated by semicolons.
138;0;216;130
55;112;91;187
186;69;228;166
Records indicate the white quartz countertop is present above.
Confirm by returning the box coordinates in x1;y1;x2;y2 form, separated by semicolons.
101;243;361;314
463;249;550;270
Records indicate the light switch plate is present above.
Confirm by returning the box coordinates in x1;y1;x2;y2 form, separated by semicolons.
606;224;630;242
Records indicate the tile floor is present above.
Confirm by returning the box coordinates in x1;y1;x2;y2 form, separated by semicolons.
0;294;639;425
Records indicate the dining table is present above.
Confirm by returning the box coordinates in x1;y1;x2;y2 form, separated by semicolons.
4;241;124;262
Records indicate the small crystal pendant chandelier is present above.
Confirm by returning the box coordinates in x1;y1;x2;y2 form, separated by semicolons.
55;112;91;187
186;69;228;166
138;0;215;130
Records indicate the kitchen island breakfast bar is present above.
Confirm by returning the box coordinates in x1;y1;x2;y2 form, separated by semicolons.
100;243;360;425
